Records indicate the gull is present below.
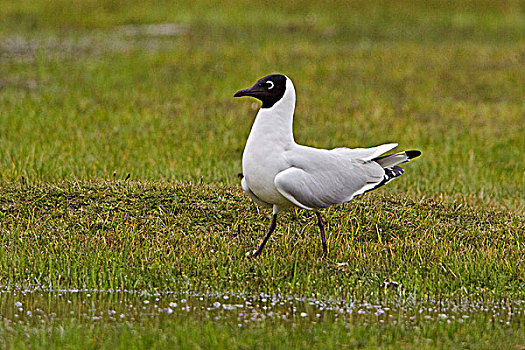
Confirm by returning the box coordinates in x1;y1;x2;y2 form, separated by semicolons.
234;74;421;258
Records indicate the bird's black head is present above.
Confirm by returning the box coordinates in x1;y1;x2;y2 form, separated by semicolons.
234;74;287;108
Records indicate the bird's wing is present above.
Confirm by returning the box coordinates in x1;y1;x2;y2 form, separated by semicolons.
330;143;398;161
274;145;388;210
241;177;272;208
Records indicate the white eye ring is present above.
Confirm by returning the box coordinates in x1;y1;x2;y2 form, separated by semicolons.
266;81;274;90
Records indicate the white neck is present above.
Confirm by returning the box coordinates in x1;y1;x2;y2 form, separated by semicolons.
248;78;296;146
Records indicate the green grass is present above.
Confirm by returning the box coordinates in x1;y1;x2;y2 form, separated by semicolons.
0;181;523;297
3;316;524;350
0;0;524;348
1;1;524;210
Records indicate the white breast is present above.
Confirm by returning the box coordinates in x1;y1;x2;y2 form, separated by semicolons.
241;79;297;207
242;138;289;206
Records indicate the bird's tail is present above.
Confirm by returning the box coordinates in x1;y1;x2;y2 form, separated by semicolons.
362;150;421;195
373;150;421;168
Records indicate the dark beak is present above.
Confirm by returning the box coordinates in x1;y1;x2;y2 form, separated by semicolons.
233;88;250;97
234;84;266;98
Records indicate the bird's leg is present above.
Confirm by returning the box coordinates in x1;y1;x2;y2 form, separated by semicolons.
315;212;328;259
252;213;277;257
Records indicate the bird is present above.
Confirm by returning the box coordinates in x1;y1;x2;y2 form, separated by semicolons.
234;74;421;259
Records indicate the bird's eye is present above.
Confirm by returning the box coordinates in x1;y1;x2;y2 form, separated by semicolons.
266;81;274;90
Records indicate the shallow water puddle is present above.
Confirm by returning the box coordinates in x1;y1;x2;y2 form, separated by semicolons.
0;24;187;62
1;289;523;327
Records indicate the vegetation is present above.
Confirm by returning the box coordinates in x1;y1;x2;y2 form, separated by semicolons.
0;0;523;348
0;181;523;298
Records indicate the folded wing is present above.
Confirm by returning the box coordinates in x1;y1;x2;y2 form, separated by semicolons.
274;144;393;210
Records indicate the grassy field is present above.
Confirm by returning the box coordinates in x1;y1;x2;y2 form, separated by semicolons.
0;0;524;348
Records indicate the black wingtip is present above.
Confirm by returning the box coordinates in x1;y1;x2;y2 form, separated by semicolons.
362;165;405;195
386;165;404;179
405;150;422;160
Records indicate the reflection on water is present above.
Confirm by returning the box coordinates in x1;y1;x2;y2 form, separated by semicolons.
0;288;523;327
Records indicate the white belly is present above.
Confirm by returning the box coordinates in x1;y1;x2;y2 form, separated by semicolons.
242;146;291;207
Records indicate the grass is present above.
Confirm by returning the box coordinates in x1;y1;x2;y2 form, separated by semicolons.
0;181;523;297
1;1;524;210
0;0;524;348
3;316;524;350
